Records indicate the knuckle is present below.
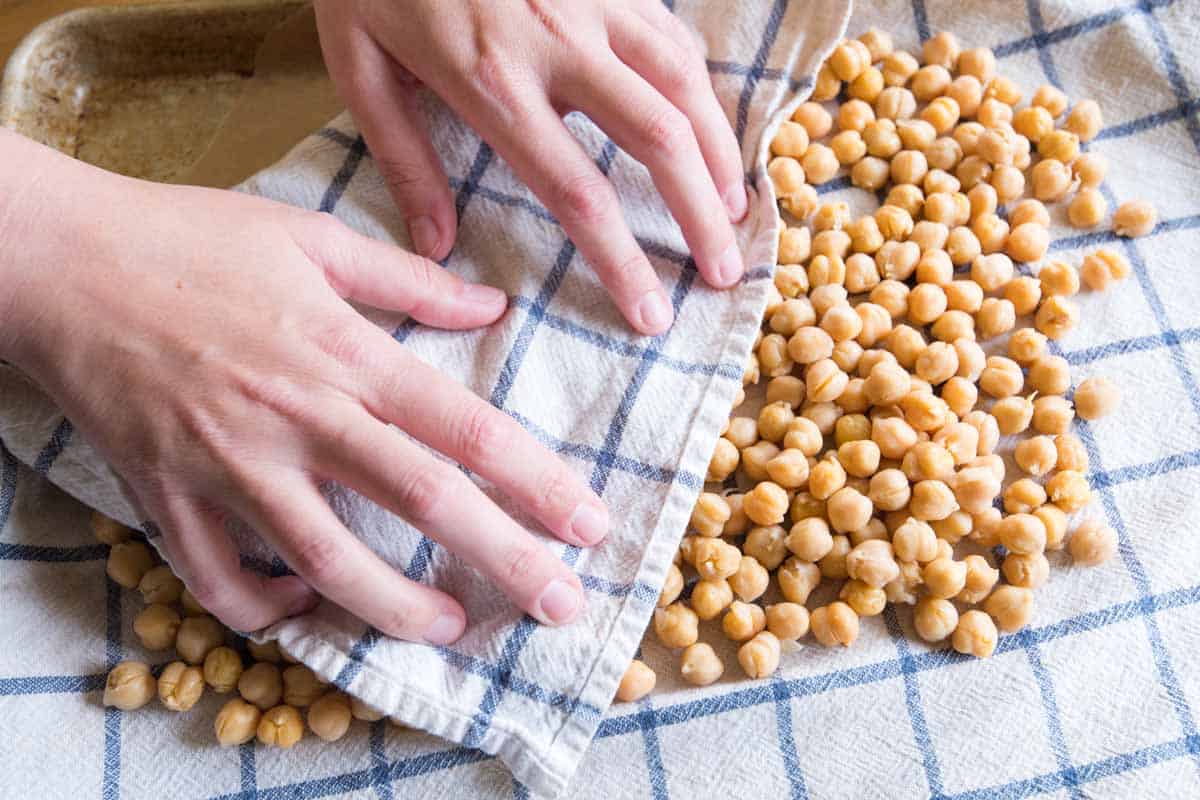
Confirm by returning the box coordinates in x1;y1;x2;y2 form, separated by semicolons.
378;598;428;641
374;154;432;195
500;540;545;587
609;251;653;286
310;317;375;372
639;105;693;158
394;467;450;526
551;171;616;227
289;533;348;587
455;404;512;465
659;43;703;96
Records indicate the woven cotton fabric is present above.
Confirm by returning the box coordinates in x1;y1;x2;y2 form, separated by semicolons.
0;1;849;796
5;0;1200;797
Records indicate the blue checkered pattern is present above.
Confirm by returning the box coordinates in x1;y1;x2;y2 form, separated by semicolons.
4;0;1200;796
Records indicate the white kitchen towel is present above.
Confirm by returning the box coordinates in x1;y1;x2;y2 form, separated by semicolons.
0;0;849;796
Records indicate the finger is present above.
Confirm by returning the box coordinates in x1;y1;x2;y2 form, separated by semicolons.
310;409;587;627
290;214;508;330
564;55;744;289
610;7;747;223
236;475;469;644
353;324;608;547
317;23;456;260
152;498;317;633
476;102;675;335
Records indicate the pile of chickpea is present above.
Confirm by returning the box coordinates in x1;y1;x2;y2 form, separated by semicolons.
98;513;394;747
617;28;1142;704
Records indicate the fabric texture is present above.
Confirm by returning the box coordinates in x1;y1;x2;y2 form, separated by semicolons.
4;0;1200;797
0;1;848;796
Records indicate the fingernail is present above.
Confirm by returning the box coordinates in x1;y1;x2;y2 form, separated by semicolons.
569;499;609;546
637;290;674;335
424;611;465;645
715;241;744;287
537;580;582;625
408;215;440;258
461;282;508;311
724;182;748;221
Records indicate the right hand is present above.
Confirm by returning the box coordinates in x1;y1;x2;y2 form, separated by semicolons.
0;130;607;643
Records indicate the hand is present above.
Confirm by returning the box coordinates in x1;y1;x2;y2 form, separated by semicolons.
314;0;748;336
0;131;606;643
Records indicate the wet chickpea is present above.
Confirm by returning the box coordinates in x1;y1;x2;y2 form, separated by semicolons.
802;143;840;185
827;487;875;534
906;283;947;326
1073;151;1108;188
942;376;978;418
1028;355;1071;395
658;563;684;608
106;541;155;590
876;86;918;120
943;282;981;317
952;610;998;658
896;120;936;153
1068;188;1107;228
1015;436;1058;477
892;517;938;563
901;390;950;432
971;507;1003;547
771;123;810;163
1038;129;1079;162
744;481;789;526
976;298;1016;340
903;443;956;484
1031;83;1068;116
964;410;1000;456
989;164;1024;204
1054;433;1089;473
1069;518;1118;566
781;184;820;219
871;281;911;321
819;534;853;580
768;157;806;198
923;557;968;599
910;480;959;521
770;298;817;338
1065;99;1103;141
1003;551;1050;589
803;401;845;436
779;227;812;265
741;441;780;482
984;585;1034;633
678;642;725;687
729;556;770;603
954;555;999;605
972;213;1009;254
1080;248;1131;291
915;341;958;385
872;417;919;460
691;493;732;537
910;64;950;102
833;340;866;374
764;448;810;489
856;303;893;348
925;136;964;173
979;356;1023;398
1007;222;1050;263
1008;328;1047;366
792;101;833;139
722;601;767;642
829;39;869;81
1004;478;1047;515
104;661;157;711
1039;260;1080;297
1047;470;1091;513
616;660;656;703
866;468;910;512
952;466;1002;515
810;602;860;647
946;226;982;266
654;604;699;649
1030;158;1074;202
881;49;919;85
840;579;887;617
992;394;1035;435
913;597;959;642
1075;376;1120;420
1033;395;1075;436
779;556;824;602
999;513;1048;556
831;130;867;165
738;631;782;679
838;439;882;479
708;439;739;483
691;578;735;621
787;517;834;562
1013;104;1054;142
776;265;809;300
744;525;789;571
1035;295;1080;340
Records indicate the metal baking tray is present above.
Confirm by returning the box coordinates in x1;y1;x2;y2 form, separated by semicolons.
0;0;324;183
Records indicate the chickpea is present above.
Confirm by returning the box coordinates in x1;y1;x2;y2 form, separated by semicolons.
880;48;918;85
951;466;1001;515
91;511;132;545
946;226;982;266
908;283;948;326
784;517;830;562
811;602;860;647
1006;330;1046;368
819;534;853;580
215;698;262;747
246;640;281;663
106;541;155;590
131;603;180;652
1003;551;1050;589
952;555;998;606
1036;503;1070;551
655;603;699;649
901;391;950;432
276;664;324;708
104;661;157;711
744;525;788;571
253;704;304;749
1039;260;1080;298
742;441;780;482
838;579;885;617
1076;376;1120;420
656;563;684;609
1068;517;1119;566
1080;248;1131;291
1007;223;1050;263
1014;436;1057;477
828;487;875;533
912;597;958;642
830;39;869;81
1030;158;1074;202
707;439;739;482
158;661;204;712
972;213;1010;254
1073;151;1108;188
792;101;833;139
1068;188;1107;229
890;517;936;562
872;417;919;460
802;143;840;185
1028;355;1071;396
863;468;907;512
911;64;951;102
976;298;1016;341
759;333;795;377
779;556;823;603
902;442;954;484
744;481;789;526
1029;83;1067;116
1038;129;1080;163
1032;396;1074;436
803;401;844;436
925;137;964;173
992;394;1035;435
680;642;725;686
1048;470;1092;513
923;557;968;599
781;185;820;220
852;156;891;190
982;585;1034;634
768;157;806;198
771;121;810;158
1054;434;1089;475
876;86;918;120
999;513;1048;556
909;479;959;522
856;303;893;348
722;601;767;642
690;493;731;537
306;692;352;743
990;165;1025;204
833;340;866;374
1064;99;1103;141
1035;295;1080;340
612;660;657;703
1004;478;1047;514
237;662;283;710
941;378;977;419
963;410;1000;456
172;615;223;665
201;646;243;694
133;565;183;607
912;341;956;385
692;578;735;621
830;130;867;165
730;556;771;603
838;439;882;479
980;356;1024;398
1012;104;1054;142
952;610;998;658
738;631;782;679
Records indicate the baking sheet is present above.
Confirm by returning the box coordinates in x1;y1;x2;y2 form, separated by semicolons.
0;0;341;186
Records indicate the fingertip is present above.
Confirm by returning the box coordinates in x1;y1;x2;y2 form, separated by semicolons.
459;282;509;323
635;288;674;336
407;215;442;259
535;578;585;626
706;240;745;289
423;600;467;645
724;182;749;223
278;577;320;618
567;498;609;547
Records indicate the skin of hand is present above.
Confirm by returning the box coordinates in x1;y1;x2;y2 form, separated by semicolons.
0;129;610;644
313;0;749;336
